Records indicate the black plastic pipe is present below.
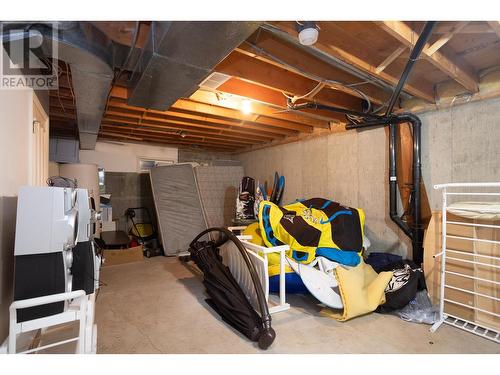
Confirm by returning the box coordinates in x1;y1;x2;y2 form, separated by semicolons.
287;101;384;120
385;22;436;116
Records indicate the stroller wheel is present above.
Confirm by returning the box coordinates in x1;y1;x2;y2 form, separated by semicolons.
258;327;276;350
144;249;151;258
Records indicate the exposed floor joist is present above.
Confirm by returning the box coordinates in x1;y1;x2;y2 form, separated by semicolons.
47;22;500;152
376;21;479;93
269;22;436;103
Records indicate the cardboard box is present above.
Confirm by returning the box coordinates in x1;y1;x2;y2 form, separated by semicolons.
103;245;144;266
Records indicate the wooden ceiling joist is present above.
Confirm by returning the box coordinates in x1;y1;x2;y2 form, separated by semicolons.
189;89;328;129
170;99;313;133
270;22;436;103
376;21;479;93
234;32;392;106
101;118;270;143
375;46;407;74
216;78;348;123
433;22;495;35
98;129;240;150
103;110;285;142
109;86;311;134
101;124;257;146
48;21;500;153
99;134;236;152
424;22;469;56
216;50;366;112
107;98;296;137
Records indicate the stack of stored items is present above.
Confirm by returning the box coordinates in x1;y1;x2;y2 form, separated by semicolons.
250;197;436;322
234;173;285;225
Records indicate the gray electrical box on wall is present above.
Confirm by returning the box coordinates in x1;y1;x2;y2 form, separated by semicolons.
49;137;80;164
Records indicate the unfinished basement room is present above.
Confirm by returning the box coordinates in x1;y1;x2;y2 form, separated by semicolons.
0;1;499;369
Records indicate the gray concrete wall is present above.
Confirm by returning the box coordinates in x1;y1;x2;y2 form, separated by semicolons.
104;172;158;234
236;96;500;258
178;149;240;166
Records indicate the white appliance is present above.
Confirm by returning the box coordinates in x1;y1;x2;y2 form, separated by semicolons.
4;185;102;353
14;186;78;256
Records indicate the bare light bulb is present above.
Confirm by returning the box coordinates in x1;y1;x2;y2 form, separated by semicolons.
241;99;252;115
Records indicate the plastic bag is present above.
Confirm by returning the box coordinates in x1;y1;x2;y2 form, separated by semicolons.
393;290;439;324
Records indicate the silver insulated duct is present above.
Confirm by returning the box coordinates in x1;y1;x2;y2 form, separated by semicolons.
128;21;261;110
1;22;113;150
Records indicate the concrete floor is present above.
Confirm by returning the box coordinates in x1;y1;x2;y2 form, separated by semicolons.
95;257;499;354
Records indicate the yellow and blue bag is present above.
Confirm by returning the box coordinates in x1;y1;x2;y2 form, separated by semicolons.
258;198;365;266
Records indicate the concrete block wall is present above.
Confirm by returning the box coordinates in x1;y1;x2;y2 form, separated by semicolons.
236;96;500;258
178;149;240;166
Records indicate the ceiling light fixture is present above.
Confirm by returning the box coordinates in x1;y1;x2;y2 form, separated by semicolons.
241;99;252;115
296;21;319;46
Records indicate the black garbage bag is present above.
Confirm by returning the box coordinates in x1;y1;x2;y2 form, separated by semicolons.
188;228;276;350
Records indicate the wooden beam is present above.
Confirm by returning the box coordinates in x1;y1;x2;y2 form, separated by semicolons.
487;21;500;38
100;128;242;148
173;98;314;133
234;30;391;105
424;22;469;56
99;134;237;152
101;124;257;146
434;22;495;35
376;21;479;93
217;78;345;123
108;86;310;134
217;51;364;113
98;129;240;150
101;119;269;144
375;46;406;74
101;131;143;141
236;30;391;105
107;98;294;137
189;89;328;129
270;22;435;103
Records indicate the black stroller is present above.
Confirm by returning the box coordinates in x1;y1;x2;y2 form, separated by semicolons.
125;207;163;258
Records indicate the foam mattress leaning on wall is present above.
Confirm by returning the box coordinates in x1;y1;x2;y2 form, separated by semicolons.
194;165;244;228
150;164;208;256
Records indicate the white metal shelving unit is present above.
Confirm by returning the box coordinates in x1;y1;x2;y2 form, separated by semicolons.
431;182;500;344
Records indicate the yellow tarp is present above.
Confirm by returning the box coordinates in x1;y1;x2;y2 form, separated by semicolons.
320;259;393;321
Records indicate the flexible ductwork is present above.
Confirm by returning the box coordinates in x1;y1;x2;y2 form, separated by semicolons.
128;21;261;110
1;22;113;150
